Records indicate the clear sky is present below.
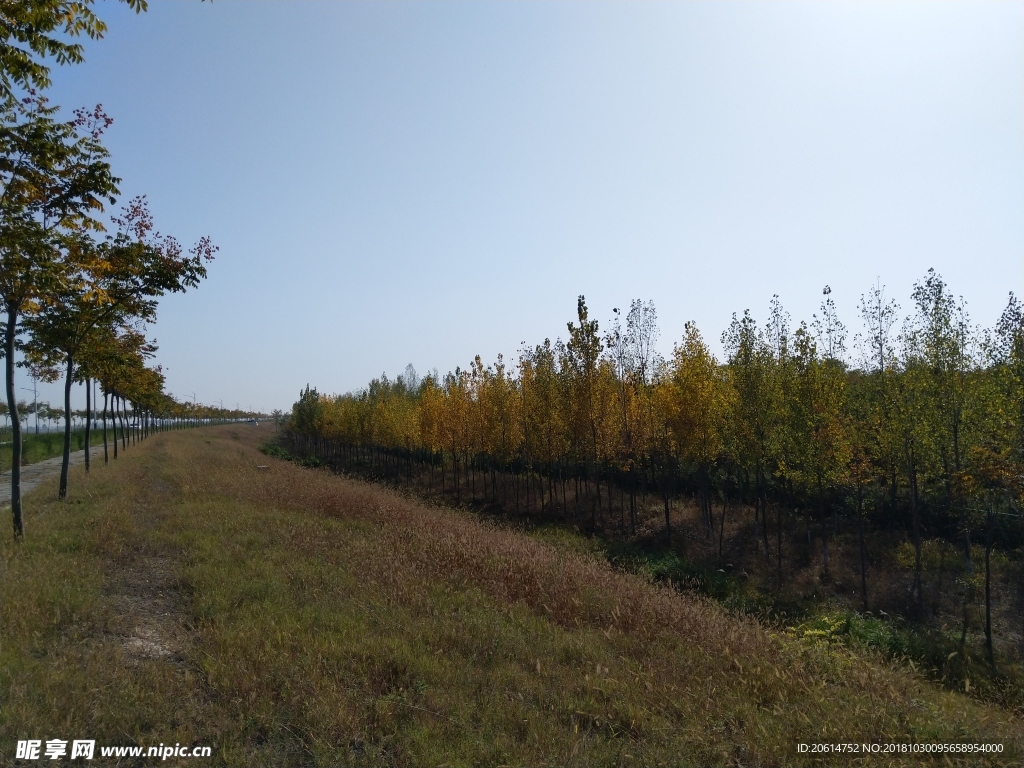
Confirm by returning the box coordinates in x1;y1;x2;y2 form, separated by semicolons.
24;0;1024;414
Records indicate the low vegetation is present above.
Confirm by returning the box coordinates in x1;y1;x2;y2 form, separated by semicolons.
281;430;1024;713
0;429;87;473
2;426;1022;766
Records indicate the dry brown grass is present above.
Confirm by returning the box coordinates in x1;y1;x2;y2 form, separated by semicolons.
1;425;1022;766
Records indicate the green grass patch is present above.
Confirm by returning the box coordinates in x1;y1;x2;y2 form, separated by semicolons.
789;609;1024;711
0;429;91;473
258;442;292;461
259;441;322;468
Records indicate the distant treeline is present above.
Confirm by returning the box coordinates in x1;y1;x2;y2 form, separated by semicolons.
289;270;1023;664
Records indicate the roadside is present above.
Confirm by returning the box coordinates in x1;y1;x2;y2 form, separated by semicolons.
1;425;1021;767
0;429;92;474
0;449;85;507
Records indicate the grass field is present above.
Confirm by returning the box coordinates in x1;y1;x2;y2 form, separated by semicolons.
1;425;1022;766
0;429;90;473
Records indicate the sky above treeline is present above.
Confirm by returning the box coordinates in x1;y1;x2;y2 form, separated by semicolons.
24;1;1024;414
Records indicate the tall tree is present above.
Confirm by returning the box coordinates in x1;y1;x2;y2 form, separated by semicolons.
0;94;117;537
607;301;659;532
23;196;214;499
665;322;732;545
991;294;1024;483
0;1;148;108
723;310;784;570
564;296;604;526
904;270;979;615
788;322;850;578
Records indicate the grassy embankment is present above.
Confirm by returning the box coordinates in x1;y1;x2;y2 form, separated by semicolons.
277;439;1024;711
2;425;1022;766
0;429;89;473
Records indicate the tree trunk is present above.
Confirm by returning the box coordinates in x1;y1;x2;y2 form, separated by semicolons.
561;463;568;522
777;503;784;588
909;456;923;613
959;521;973;654
858;496;868;612
102;390;109;464
84;377;91;472
754;494;762;555
663;494;671;547
759;467;770;558
59;353;74;499
6;306;24;539
454;453;460;505
551;470;556;520
985;509;995;668
718;495;727;562
703;474;714;542
619;477;625;531
818;480;830;579
514;469;519;514
629;470;636;534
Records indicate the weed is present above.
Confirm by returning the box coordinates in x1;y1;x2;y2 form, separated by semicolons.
2;427;1021;766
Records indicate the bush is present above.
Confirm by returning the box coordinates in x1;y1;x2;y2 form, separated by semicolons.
259;442;323;470
259;443;292;460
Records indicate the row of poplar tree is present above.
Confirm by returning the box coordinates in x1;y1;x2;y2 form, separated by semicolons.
290;273;1024;618
0;1;220;539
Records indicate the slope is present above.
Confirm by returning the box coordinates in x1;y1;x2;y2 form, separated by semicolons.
1;425;1020;766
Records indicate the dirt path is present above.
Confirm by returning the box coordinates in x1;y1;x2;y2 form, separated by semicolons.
108;461;193;666
111;553;190;664
0;448;86;506
0;443;191;664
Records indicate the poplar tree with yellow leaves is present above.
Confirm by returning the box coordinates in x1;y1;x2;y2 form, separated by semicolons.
564;296;605;528
288;276;1024;674
665;322;733;553
478;353;521;506
722;309;785;574
788;321;850;578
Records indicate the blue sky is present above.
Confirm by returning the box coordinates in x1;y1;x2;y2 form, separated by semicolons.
26;1;1024;413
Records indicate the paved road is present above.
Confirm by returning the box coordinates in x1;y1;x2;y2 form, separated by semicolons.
0;449;86;507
